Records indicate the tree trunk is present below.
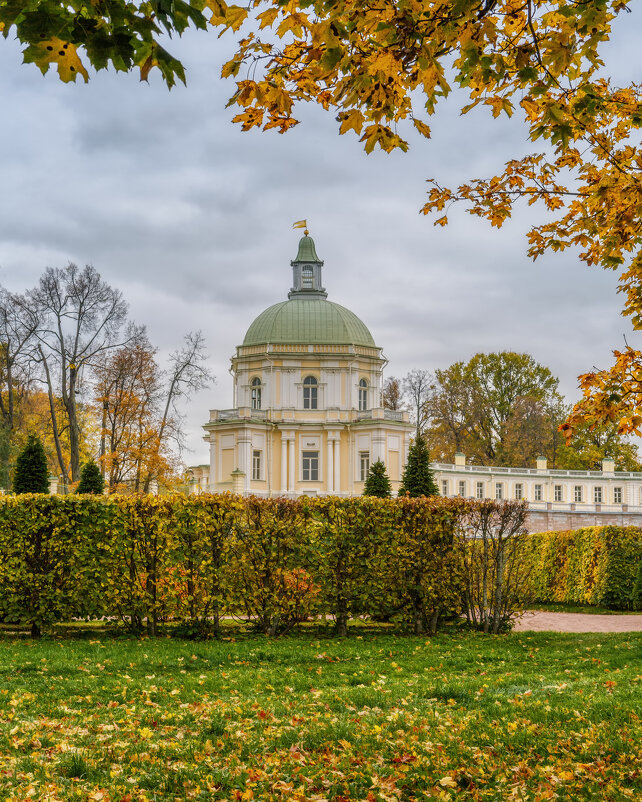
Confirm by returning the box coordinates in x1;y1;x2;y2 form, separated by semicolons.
39;346;69;482
66;364;81;482
412;592;425;635
428;609;439;636
335;611;348;637
31;621;41;638
492;543;505;634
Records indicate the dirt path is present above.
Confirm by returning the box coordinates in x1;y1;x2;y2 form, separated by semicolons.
515;611;642;633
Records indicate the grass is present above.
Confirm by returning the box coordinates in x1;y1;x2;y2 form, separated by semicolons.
0;627;640;800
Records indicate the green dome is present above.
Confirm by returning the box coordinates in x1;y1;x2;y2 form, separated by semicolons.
243;298;376;347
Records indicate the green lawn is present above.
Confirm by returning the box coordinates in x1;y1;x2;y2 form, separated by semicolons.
0;628;640;801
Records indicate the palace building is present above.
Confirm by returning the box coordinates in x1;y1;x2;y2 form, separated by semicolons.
188;233;642;532
195;233;414;497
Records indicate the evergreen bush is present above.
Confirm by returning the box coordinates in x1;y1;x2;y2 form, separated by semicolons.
398;437;439;497
363;459;392;498
12;434;49;494
76;460;105;494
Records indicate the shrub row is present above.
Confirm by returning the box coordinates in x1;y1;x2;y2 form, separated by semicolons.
520;526;642;610
0;494;472;636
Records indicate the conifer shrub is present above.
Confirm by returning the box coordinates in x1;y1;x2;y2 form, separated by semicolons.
12;434;49;494
76;460;105;494
398;437;439;497
363;459;392;498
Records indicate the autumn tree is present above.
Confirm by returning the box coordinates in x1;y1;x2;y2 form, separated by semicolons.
427;352;561;466
0;288;39;486
498;395;568;468
94;332;212;493
94;336;165;492
383;376;403;411
557;418;641;472
425;361;480;462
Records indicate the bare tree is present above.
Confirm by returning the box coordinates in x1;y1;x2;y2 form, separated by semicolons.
26;264;132;482
460;500;532;634
403;369;432;439
142;331;213;492
0;287;39;433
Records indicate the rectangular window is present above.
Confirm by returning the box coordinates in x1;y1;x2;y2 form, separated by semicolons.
614;486;623;504
554;484;563;502
534;484;543;502
302;278;313;288
441;479;448;496
495;482;503;500
574;485;583;503
458;480;466;497
252;450;261;481
360;452;370;482
476;481;484;500
302;451;319;481
594;486;603;504
514;483;523;500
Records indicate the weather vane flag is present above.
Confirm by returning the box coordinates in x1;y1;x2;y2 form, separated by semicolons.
293;219;309;235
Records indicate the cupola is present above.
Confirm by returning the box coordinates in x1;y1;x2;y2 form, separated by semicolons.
289;234;327;299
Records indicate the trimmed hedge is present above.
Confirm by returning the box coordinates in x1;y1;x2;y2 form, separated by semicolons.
521;526;642;610
0;493;470;636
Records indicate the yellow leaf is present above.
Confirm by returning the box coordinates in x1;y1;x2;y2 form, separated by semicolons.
257;8;279;30
412;118;431;138
31;38;89;83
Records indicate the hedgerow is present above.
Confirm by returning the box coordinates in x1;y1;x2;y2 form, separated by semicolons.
520;525;642;610
4;495;638;634
0;494;477;636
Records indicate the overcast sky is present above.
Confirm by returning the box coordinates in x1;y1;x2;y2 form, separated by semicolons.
1;11;641;465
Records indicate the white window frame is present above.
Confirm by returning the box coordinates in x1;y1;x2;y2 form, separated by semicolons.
554;484;563;502
441;479;449;496
476;481;484;500
358;379;368;412
302;450;319;481
458;480;466;497
594;486;603;504
574;485;583;503
252;450;262;481
250;377;261;410
514;483;523;500
359;451;370;482
614;486;623;504
534;484;543;502
495;482;503;500
303;376;318;410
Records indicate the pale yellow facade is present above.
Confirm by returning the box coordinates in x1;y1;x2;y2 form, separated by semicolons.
194;234;413;497
200;344;412;497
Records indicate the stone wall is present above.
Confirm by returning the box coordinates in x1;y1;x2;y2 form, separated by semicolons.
526;509;642;533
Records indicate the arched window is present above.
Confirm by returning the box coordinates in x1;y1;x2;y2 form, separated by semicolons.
250;377;261;410
303;376;318;409
358;378;368;411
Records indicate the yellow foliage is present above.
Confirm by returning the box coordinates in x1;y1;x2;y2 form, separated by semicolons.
30;37;89;83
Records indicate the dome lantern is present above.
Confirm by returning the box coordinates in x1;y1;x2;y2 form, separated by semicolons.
289;234;327;299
